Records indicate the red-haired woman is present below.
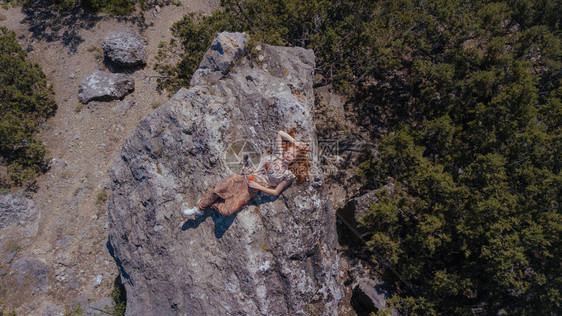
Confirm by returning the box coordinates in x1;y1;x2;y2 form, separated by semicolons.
182;130;310;217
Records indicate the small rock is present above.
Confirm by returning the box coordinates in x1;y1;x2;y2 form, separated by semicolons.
0;14;7;21
102;29;147;68
67;277;80;290
78;71;135;104
155;5;161;12
5;251;17;263
56;253;74;266
50;157;67;169
69;72;76;79
95;274;103;286
56;235;73;249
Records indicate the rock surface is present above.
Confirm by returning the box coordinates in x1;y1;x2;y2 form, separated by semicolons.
0;194;39;237
348;259;397;316
351;277;396;316
102;29;147;68
108;32;343;315
350;182;395;237
69;293;114;316
77;71;134;103
191;31;249;84
12;258;50;294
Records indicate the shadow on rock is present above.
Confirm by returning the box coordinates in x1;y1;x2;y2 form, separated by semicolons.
180;209;238;239
106;238;131;282
250;191;281;206
180;189;288;238
103;56;146;74
210;211;237;238
180;212;210;231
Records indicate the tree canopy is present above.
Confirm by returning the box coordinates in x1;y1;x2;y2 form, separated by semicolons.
1;0;165;16
0;27;57;185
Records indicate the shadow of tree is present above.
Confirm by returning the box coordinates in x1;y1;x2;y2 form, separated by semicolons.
19;2;146;53
21;4;100;53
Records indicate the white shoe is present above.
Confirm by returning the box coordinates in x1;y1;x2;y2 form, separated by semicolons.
183;207;204;217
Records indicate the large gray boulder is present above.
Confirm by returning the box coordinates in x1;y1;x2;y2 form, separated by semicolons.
78;71;134;104
102;29;147;68
108;32;343;315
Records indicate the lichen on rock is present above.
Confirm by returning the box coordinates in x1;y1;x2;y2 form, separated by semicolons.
77;71;134;104
102;29;147;68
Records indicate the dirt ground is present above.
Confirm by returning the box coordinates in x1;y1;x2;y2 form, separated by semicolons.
0;1;219;314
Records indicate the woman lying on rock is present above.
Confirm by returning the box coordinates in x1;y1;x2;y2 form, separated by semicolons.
182;129;310;217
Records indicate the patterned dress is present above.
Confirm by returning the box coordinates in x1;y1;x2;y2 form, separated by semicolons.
198;154;295;216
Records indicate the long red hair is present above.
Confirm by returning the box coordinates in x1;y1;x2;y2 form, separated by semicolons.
282;128;311;185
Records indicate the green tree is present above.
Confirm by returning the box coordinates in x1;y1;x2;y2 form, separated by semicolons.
356;1;561;314
0;27;57;184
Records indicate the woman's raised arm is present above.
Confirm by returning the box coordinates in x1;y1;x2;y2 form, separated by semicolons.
273;131;290;156
278;130;296;144
277;130;309;152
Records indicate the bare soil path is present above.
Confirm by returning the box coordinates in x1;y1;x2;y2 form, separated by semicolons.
0;1;218;313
